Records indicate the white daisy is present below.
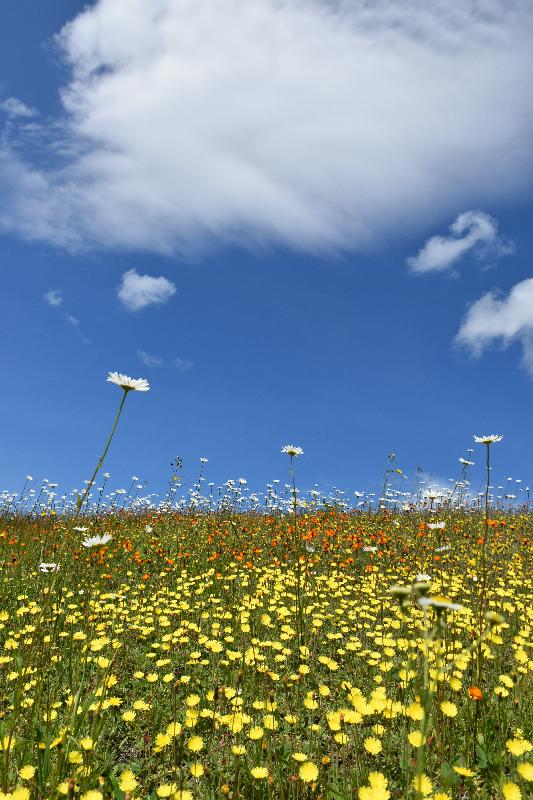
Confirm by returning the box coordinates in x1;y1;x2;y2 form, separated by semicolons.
473;434;503;444
81;534;112;548
418;596;463;612
107;372;150;392
281;445;304;457
39;562;59;573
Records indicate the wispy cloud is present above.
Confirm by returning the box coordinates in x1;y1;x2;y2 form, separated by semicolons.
43;289;63;307
0;97;36;119
174;358;194;372
118;269;176;312
43;288;90;342
137;349;163;367
64;313;79;327
407;211;513;275
456;277;533;375
1;1;532;255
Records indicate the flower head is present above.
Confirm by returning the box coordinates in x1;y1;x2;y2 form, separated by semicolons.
299;762;319;783
107;372;150;392
118;770;138;793
250;767;269;779
281;445;303;457
39;562;59;573
19;766;36;780
502;782;522;800
418;596;463;612
474;434;502;444
82;534;112;548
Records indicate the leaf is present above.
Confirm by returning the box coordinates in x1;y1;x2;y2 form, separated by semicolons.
476;743;489;769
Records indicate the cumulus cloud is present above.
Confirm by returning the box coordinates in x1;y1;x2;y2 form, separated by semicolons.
0;1;533;255
456;277;533;374
137;349;163;367
118;268;176;311
407;211;513;274
44;289;63;306
0;97;36;118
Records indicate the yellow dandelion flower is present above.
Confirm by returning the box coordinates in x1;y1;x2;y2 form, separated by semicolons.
334;732;349;745
453;766;475;777
507;739;532;757
0;736;15;751
118;770;138;793
408;731;425;748
68;751;83;764
299;762;319;783
250;767;269;779
368;772;388;790
122;710;136;722
502;782;522;800
440;701;457;717
80;737;94;750
517;762;533;781
156;785;175;797
364;737;382;755
412;773;432;796
155;732;172;749
190;762;204;778
406;702;424;721
263;714;278;730
174;792;193;800
232;745;246;755
186;694;201;707
186;735;204;752
18;766;36;780
291;752;308;762
166;722;182;737
248;727;264;740
12;789;30;800
80;792;102;800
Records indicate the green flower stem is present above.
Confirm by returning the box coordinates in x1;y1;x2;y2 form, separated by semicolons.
75;388;129;516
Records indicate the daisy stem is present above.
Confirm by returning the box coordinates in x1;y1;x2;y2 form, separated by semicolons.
75;389;129;516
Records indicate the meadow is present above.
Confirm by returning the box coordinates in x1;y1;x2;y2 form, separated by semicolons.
0;504;531;800
0;378;531;799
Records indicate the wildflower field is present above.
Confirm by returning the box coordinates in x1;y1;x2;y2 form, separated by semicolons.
1;508;531;800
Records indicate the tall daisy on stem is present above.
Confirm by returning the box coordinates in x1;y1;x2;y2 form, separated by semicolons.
75;373;149;514
281;444;304;647
473;434;502;682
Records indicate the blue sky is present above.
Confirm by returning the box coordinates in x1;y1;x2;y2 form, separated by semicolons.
1;1;533;502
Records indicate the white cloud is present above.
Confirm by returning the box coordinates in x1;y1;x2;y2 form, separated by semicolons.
407;211;513;274
174;357;194;372
456;277;533;374
64;313;80;327
137;348;163;367
1;1;533;255
118;268;176;311
44;289;63;306
0;97;36;118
